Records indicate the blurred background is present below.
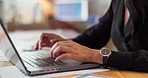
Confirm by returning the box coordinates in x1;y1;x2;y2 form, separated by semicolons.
0;0;111;32
0;0;116;51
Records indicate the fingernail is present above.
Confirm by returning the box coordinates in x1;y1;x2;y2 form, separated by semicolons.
54;58;58;62
50;40;54;44
35;46;38;50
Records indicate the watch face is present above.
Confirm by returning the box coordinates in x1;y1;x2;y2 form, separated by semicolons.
101;49;111;55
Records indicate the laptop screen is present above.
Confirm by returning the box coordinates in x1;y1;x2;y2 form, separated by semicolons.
0;20;28;74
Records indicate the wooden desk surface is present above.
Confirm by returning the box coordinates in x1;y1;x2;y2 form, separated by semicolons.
57;70;148;78
0;61;148;78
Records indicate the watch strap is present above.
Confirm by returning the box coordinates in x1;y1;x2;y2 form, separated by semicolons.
103;56;109;68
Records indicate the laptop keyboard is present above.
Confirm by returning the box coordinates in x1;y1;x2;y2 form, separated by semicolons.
37;58;66;66
20;52;67;68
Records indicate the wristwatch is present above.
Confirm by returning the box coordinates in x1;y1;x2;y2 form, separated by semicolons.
100;48;112;68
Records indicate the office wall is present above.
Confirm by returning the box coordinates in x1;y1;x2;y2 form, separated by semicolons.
89;0;111;16
2;0;41;24
88;0;115;50
2;0;111;24
2;0;112;32
72;0;111;32
0;0;3;18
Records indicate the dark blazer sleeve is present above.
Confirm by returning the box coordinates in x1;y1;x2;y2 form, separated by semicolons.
73;1;113;49
108;21;148;72
108;50;148;72
107;2;148;72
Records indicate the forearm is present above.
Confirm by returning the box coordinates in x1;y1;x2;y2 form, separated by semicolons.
108;51;132;70
107;50;148;72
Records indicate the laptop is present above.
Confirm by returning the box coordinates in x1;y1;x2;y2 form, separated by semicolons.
0;19;101;76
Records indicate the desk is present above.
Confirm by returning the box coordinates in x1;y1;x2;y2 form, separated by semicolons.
0;30;148;78
0;61;148;78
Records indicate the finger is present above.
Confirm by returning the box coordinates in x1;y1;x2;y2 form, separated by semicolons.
50;38;63;45
57;40;73;47
57;52;66;55
33;41;39;50
54;53;72;61
39;33;61;49
38;33;52;49
49;50;66;58
38;33;45;50
52;46;63;58
44;33;61;39
50;40;74;57
52;45;73;58
50;42;59;57
50;41;64;57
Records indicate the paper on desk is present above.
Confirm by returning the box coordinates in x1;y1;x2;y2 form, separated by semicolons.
0;56;8;61
0;66;109;78
0;50;4;57
0;50;8;61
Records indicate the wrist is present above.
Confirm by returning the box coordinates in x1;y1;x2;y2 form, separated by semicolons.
99;48;112;68
92;50;103;64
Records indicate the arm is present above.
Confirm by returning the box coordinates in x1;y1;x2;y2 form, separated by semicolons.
107;1;148;72
73;1;113;49
108;50;148;72
108;21;148;72
72;0;148;72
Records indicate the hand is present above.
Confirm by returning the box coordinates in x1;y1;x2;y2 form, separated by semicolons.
34;33;65;50
50;40;103;64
